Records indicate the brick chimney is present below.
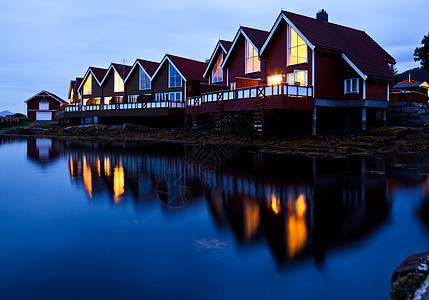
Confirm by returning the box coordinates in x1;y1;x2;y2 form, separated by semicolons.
316;9;328;22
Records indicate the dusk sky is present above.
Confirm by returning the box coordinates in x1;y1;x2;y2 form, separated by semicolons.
1;0;427;114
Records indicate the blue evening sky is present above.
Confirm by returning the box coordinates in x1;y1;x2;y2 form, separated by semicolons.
0;0;427;114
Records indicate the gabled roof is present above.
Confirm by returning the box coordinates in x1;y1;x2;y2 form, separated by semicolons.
68;80;76;99
101;63;132;85
25;90;68;104
203;40;232;78
393;81;429;89
219;40;233;52
124;59;159;83
261;10;395;80
152;54;208;83
78;67;108;91
75;77;83;89
222;26;270;68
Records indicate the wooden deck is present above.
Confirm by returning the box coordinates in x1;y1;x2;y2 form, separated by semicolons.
62;102;185;119
185;83;314;115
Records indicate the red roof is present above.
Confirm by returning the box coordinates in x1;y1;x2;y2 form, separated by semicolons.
219;40;233;52
75;77;83;88
137;59;159;77
166;54;208;82
282;11;395;80
111;63;132;80
241;26;270;50
89;67;108;83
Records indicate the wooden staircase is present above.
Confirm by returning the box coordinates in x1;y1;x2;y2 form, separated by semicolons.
214;102;223;128
191;106;199;127
253;98;264;137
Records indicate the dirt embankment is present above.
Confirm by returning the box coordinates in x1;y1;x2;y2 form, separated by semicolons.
1;123;428;157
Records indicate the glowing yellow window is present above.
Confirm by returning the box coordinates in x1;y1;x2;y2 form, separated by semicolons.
288;26;307;65
83;73;92;95
212;53;223;83
245;39;260;74
268;75;283;85
114;70;124;93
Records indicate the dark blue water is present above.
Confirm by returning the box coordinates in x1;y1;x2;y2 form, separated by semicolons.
0;137;428;299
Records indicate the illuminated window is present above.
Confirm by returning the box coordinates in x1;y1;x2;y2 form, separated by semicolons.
267;74;283;85
344;78;359;94
287;70;308;85
288;26;307;65
114;70;124;93
169;63;182;87
245;40;260;74
83;73;92;95
212;53;223;83
230;82;236;90
139;68;150;90
169;92;182;101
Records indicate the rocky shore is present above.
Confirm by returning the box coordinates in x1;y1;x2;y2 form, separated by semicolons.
1;122;428;158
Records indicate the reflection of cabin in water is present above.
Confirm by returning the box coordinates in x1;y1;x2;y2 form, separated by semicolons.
27;138;62;165
64;141;392;266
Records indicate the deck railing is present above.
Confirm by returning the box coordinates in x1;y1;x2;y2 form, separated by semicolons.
65;101;186;112
186;83;313;106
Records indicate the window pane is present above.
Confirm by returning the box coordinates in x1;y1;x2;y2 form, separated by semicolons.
288;26;307;65
83;73;92;95
245;40;260;73
114;70;124;93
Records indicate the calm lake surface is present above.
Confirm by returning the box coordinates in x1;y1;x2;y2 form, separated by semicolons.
1;137;429;299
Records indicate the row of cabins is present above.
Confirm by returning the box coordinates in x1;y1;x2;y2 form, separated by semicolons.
63;9;397;134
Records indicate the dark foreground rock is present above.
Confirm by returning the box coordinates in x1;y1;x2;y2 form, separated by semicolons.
392;252;429;300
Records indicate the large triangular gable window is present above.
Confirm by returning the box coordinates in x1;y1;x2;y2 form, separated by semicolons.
169;63;182;88
114;70;124;93
83;73;92;95
245;40;260;74
212;53;223;83
288;26;307;65
139;67;151;90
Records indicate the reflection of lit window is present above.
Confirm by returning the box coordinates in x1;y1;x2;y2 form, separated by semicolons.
287;193;307;258
104;157;111;177
288;26;307;65
114;162;125;203
268;192;281;215
245;39;260;74
267;75;283;86
114;70;124;93
83;73;92;95
287;70;308;86
97;158;101;176
245;199;260;241
69;157;74;179
212;53;223;83
83;155;92;198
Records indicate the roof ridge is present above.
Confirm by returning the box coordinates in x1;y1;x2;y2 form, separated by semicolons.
281;10;366;33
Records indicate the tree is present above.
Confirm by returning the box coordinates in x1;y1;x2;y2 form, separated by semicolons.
414;33;429;72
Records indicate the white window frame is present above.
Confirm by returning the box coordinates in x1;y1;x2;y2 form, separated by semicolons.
344;78;359;94
245;39;260;74
139;67;151;90
169;92;182;102
83;73;92;95
287;26;308;66
114;70;124;93
155;92;167;102
39;100;49;110
287;70;308;86
212;53;223;83
169;63;182;88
